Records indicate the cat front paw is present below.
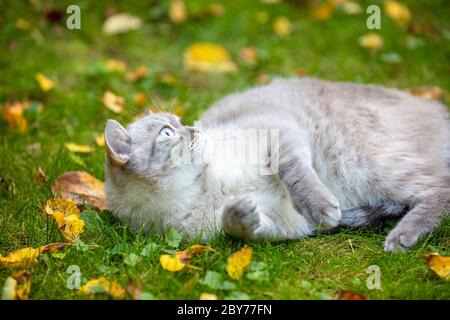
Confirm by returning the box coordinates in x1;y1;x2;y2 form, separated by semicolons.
304;195;342;229
384;225;420;252
222;196;260;239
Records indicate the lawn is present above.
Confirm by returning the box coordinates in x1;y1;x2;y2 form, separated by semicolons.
0;0;449;300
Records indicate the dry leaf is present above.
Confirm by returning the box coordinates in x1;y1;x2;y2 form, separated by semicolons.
199;293;218;300
1;271;32;300
134;91;147;106
385;0;411;24
36;166;48;183
51;171;107;211
2;101;29;133
160;244;212;272
226;245;253;280
359;33;383;52
125;65;150;82
239;47;258;65
102;13;142;35
405;86;446;100
0;243;66;268
169;0;187;24
65;143;94;153
106;59;127;73
80;277;125;299
102;90;125;113
273;17;292;38
95;133;105;147
159;73;177;86
43;198;84;242
338;291;367;300
425;253;450;280
35;73;55;92
256;73;270;84
312;3;334;21
184;43;237;74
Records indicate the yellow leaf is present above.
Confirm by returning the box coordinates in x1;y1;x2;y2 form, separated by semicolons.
384;0;411;24
106;59;127;73
239;47;258;65
184;43;237;74
102;90;125;113
311;3;335;21
0;248;41;268
158;73;177;86
62;215;85;242
405;86;446;100
160;254;185;272
43;198;84;242
51;171;107;211
2;101;29;133
134;91;147;106
425;253;450;280
226;245;253;280
95;133;105;147
80;277;125;299
169;0;187;24
35;73;54;92
125;65;150;82
15;18;31;30
199;293;218;300
273;17;292;38
359;33;383;52
65;143;94;153
1;270;32;300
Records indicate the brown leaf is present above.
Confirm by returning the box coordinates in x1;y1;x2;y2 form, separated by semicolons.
425;253;450;280
239;47;258;65
35;166;48;183
2;101;29;133
169;0;188;24
338;291;367;300
51;171;107;211
125;65;150;82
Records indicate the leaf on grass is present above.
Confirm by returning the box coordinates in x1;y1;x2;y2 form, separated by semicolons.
102;90;125;113
2;101;29;133
169;0;187;24
43;198;84;242
35;166;48;183
95;133;105;147
51;171;107;211
79;277;125;299
160;244;212;272
35;73;54;92
405;86;446;100
338;291;367;300
0;243;66;268
340;1;362;15
125;65;150;82
273;17;292;38
184;43;237;74
311;3;334;21
199;293;218;300
424;253;450;280
106;59;127;73
359;33;383;52
239;47;258;65
64;143;94;153
134;91;148;106
102;13;142;35
160;254;186;272
226;245;253;280
1;271;31;300
200;271;236;290
384;0;411;24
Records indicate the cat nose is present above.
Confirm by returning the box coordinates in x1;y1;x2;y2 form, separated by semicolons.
186;126;200;138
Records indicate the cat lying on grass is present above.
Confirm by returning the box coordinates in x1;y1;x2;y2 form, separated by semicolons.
104;77;449;252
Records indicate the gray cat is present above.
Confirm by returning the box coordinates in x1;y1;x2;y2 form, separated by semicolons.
104;77;449;252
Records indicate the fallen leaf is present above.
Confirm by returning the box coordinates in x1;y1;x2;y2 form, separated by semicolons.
239;47;258;65
134;91;147;106
256;73;270;84
35;166;48;183
405;86;446;100
359;33;383;52
43;198;84;242
169;0;187;23
199;293;218;300
95;133;105;147
312;3;334;21
79;277;125;299
160;254;185;272
2;101;29;133
64;143;95;153
184;43;237;74
102;13;142;35
51;171;107;211
106;59;127;73
273;17;292;38
102;90;125;113
0;243;66;268
425;253;450;280
338;291;367;300
35;73;55;92
340;1;362;15
158;73;177;86
125;65;150;82
15;18;31;30
384;0;411;24
226;245;253;280
1;271;31;300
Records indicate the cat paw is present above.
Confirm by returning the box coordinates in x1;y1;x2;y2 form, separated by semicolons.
305;195;342;229
384;226;419;252
222;196;260;239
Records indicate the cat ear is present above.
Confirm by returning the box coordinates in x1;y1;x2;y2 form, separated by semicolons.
105;120;130;167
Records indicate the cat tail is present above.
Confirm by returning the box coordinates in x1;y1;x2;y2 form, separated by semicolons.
318;202;408;235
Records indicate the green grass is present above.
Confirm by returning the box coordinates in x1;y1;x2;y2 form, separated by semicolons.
0;0;449;300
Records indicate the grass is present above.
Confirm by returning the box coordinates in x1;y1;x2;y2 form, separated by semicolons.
1;0;449;300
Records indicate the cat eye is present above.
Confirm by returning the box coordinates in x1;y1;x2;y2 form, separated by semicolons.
159;126;175;137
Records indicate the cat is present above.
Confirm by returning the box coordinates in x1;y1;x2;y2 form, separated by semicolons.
104;77;449;252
